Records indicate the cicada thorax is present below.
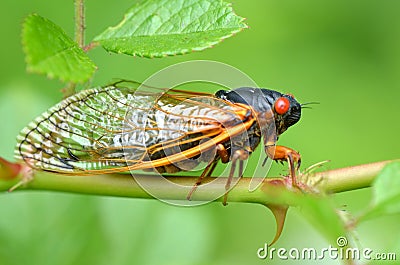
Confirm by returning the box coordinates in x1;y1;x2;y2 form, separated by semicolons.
220;122;262;157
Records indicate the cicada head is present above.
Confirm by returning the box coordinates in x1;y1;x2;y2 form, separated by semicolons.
215;87;302;136
263;90;302;135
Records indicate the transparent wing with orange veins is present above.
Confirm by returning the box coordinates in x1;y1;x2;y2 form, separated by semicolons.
15;83;254;174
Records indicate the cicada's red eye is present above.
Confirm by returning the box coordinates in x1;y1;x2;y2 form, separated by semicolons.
274;97;290;115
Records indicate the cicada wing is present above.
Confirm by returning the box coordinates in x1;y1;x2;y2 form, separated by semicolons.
15;84;251;174
15;86;141;173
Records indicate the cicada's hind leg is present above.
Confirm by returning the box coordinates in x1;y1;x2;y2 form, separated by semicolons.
186;144;229;201
223;149;248;206
265;144;301;186
186;160;218;200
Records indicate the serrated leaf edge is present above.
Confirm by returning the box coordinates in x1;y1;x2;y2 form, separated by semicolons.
22;13;97;83
94;0;248;58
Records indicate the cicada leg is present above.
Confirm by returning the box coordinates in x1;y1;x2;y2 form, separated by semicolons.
186;144;229;201
223;149;248;206
265;144;301;186
186;160;218;200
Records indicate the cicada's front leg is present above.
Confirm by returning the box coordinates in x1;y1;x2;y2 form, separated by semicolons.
260;113;301;186
265;144;301;186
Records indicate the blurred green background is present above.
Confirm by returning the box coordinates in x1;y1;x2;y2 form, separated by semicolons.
1;0;400;264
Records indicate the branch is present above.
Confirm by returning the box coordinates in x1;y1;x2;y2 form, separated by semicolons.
0;160;396;204
75;0;85;48
59;0;86;98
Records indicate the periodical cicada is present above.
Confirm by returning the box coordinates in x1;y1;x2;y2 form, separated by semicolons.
15;80;302;204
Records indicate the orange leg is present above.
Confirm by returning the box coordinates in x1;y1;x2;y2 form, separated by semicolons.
223;149;248;206
186;160;218;200
265;145;301;186
186;144;229;201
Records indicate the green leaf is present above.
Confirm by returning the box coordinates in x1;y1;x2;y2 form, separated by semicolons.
22;14;96;83
94;0;247;58
295;195;348;246
361;162;400;220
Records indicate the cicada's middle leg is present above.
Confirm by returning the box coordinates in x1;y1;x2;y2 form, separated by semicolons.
223;149;249;205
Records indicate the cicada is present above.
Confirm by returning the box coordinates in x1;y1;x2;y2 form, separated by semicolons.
15;81;302;204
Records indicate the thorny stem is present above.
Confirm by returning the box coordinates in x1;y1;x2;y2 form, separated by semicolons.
0;160;396;265
74;0;99;53
60;0;86;98
0;160;396;203
75;0;85;48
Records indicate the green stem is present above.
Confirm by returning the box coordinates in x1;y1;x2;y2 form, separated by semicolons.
75;0;85;48
316;160;393;193
0;160;396;204
60;0;85;98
